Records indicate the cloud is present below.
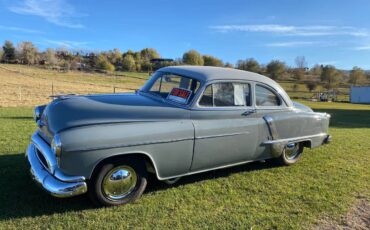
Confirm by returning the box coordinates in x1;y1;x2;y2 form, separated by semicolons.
354;45;370;50
210;24;369;37
0;25;43;33
266;41;319;47
43;39;89;48
8;0;86;28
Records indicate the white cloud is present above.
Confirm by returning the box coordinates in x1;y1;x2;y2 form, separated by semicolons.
9;0;86;29
0;25;43;33
266;41;318;47
43;39;89;48
354;45;370;50
210;24;369;37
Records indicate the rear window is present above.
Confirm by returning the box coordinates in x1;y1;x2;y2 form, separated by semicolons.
255;84;281;106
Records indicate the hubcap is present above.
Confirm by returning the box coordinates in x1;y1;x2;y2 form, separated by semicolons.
285;143;300;160
102;166;137;201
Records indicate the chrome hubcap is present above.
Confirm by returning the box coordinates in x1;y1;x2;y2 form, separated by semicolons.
285;143;300;160
102;166;137;201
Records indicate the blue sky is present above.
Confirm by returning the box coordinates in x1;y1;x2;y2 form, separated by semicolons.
1;0;370;69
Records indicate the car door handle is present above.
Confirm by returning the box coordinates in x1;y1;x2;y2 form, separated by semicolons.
241;109;256;116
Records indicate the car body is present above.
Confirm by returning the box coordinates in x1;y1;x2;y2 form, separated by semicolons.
26;66;331;206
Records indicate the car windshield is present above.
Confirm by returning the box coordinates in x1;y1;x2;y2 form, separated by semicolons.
141;72;201;104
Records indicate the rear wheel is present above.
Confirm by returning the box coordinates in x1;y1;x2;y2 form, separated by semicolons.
89;158;147;206
277;142;304;165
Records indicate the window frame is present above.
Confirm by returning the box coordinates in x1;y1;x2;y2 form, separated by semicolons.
194;80;254;110
141;71;203;108
253;83;287;109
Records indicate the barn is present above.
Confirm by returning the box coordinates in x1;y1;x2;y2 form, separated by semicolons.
350;86;370;104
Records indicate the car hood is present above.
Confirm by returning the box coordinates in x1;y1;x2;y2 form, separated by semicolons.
41;93;188;135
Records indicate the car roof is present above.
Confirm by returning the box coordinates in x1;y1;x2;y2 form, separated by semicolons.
158;65;293;107
159;66;272;84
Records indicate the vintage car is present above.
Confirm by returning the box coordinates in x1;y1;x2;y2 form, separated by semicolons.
26;66;331;206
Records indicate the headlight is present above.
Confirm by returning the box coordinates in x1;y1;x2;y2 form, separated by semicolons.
34;107;42;121
51;134;62;165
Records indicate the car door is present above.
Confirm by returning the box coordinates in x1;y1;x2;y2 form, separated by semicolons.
189;81;261;172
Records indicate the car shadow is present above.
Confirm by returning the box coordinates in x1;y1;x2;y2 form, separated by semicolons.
0;153;279;221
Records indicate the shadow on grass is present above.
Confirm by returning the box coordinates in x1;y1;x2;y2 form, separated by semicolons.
313;109;370;128
0;153;278;221
0;116;33;120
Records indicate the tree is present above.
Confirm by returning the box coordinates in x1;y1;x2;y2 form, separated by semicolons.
182;50;204;66
0;49;3;61
107;48;122;67
293;56;307;80
310;64;322;78
237;58;260;73
202;55;223;67
139;48;160;71
266;60;286;80
224;62;233;68
320;65;341;89
349;66;367;86
2;40;16;63
17;41;39;65
305;80;318;92
43;48;58;66
96;54;115;72
122;55;136;71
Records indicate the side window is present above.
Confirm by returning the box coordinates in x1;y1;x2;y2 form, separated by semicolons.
199;82;251;107
255;85;281;106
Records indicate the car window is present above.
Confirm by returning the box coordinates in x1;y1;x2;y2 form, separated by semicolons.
199;82;251;107
255;84;281;106
148;73;200;103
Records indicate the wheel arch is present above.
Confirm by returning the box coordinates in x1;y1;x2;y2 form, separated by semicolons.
89;151;160;181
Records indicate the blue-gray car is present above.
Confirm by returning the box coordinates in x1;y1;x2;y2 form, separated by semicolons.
26;66;331;206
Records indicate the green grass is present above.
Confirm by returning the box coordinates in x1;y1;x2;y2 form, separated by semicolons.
0;102;369;229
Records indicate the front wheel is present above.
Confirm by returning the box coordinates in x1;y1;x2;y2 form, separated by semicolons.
89;158;147;206
277;142;304;166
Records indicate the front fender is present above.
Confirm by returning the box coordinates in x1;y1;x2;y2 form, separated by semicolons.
58;120;195;179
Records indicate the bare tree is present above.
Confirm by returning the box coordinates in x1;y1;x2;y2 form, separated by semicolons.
293;56;307;80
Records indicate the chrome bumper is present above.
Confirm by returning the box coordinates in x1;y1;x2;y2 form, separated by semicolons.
26;132;87;198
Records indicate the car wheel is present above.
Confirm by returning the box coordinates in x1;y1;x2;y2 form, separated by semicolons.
89;158;147;206
277;142;304;165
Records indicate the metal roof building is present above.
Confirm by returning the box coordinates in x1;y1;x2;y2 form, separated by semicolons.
350;86;370;104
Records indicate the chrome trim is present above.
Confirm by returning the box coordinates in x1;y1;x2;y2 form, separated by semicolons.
263;133;328;157
27;144;87;198
263;115;279;140
51;134;62;157
196;131;250;140
263;133;327;145
32;132;57;173
69;137;193;152
102;166;137;201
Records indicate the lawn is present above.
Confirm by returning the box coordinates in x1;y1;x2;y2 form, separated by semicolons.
0;101;369;229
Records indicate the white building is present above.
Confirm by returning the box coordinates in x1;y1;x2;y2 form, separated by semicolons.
350;86;370;104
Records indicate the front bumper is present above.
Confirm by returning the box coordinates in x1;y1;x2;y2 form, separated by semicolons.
26;132;87;198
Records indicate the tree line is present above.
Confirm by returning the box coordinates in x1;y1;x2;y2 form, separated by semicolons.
1;40;369;91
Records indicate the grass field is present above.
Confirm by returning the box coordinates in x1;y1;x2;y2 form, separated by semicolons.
0;64;368;229
0;64;149;107
0;102;369;229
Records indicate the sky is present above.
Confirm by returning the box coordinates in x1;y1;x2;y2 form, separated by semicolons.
1;0;370;69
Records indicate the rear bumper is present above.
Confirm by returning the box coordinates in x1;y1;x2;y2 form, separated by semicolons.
26;133;87;198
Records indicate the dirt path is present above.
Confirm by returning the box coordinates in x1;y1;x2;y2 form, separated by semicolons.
312;199;370;230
